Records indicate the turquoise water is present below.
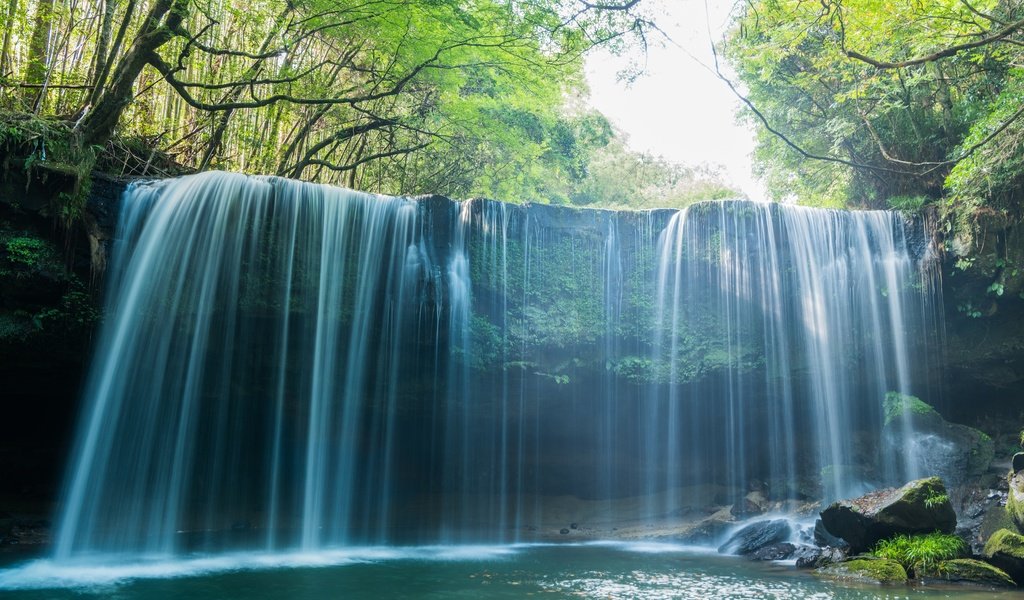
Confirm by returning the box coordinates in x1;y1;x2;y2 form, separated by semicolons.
1;543;1021;599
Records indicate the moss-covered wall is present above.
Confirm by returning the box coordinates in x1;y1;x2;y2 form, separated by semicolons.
940;206;1024;434
0;168;124;506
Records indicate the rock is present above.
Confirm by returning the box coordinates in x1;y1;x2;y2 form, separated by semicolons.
570;522;579;530
983;528;1024;584
718;519;791;555
816;557;908;585
730;491;768;518
882;393;994;486
957;486;1012;555
813;518;849;549
559;528;569;535
678;516;733;545
820;477;956;553
749;542;796;561
1007;471;1024;532
925;558;1016;587
1013;453;1024;475
796;546;846;569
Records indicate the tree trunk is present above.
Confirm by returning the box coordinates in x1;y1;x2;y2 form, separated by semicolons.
23;0;55;110
88;0;117;92
77;0;187;147
0;0;19;78
86;0;136;109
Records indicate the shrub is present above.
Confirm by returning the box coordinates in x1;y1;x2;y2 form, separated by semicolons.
873;532;966;576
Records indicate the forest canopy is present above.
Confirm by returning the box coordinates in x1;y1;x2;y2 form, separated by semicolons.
723;0;1024;213
0;0;739;206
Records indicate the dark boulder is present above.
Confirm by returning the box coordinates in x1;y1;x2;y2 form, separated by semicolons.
718;519;792;555
813;518;849;549
1013;453;1024;475
795;546;846;569
749;542;796;561
820;477;956;553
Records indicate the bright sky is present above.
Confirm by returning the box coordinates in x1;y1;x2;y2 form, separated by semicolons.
584;0;766;201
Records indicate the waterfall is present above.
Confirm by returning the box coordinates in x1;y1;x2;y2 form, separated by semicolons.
53;172;942;560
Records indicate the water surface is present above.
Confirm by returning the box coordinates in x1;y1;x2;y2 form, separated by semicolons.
1;544;1020;599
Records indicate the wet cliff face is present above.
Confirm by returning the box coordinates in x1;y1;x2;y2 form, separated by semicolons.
0;173;120;505
940;208;1024;439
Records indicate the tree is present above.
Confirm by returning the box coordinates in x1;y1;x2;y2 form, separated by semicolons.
0;0;657;203
723;0;1024;209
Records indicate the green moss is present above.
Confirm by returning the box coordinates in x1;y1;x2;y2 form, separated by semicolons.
883;392;938;426
899;476;951;507
929;558;1016;586
873;532;966;576
818;557;908;584
984;529;1024;559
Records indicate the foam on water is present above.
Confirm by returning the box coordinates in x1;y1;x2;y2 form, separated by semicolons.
0;542;721;590
0;545;524;589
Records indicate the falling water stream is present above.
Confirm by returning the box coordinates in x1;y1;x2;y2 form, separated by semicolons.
1;172;947;589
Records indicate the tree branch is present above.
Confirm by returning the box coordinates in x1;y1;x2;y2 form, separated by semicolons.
845;16;1024;69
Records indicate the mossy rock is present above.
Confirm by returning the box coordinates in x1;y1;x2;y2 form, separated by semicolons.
816;557;908;585
820;477;956;553
983;528;1024;584
883;392;939;425
926;558;1016;587
1008;472;1024;533
882;393;994;485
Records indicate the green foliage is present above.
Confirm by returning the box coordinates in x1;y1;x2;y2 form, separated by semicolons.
887;195;927;213
4;236;49;268
882;392;938;425
924;493;950;510
0;223;100;343
724;0;1024;212
873;532;966;575
0;0;684;205
956;300;984;319
567;132;743;209
0;113;96;222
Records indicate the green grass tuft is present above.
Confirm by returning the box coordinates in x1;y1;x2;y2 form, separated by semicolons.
873;532;965;576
